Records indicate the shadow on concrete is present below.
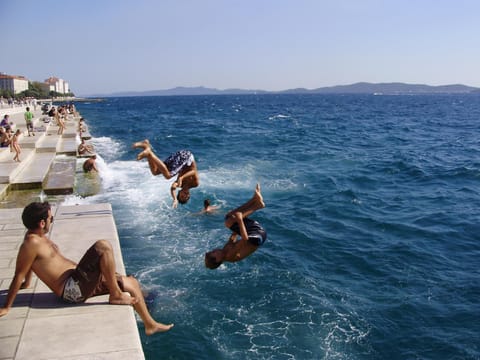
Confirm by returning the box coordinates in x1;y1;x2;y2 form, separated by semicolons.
0;290;106;309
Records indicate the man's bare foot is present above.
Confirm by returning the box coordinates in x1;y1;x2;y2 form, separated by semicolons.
137;148;152;160
132;139;150;149
145;322;174;336
109;292;138;305
254;183;265;208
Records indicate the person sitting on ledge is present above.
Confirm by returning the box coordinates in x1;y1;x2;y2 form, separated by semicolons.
205;183;267;269
78;138;94;155
83;155;98;172
133;139;199;208
0;202;174;335
0;127;12;147
1;114;11;128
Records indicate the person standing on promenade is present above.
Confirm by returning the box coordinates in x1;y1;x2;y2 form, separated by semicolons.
83;155;98;172
205;184;267;269
55;107;66;135
0;202;174;335
11;129;22;162
132;139;199;208
24;107;35;136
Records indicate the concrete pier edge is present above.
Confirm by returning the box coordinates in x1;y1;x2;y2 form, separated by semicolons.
0;105;145;359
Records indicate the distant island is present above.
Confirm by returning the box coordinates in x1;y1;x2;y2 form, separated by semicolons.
87;82;480;98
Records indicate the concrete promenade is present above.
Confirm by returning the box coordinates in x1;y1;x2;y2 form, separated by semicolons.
0;106;145;359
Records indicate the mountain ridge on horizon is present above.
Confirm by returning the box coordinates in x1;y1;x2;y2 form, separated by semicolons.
85;82;480;97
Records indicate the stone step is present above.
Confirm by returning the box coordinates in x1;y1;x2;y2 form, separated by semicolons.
10;152;56;190
43;157;77;195
57;137;77;155
0;148;36;184
36;133;61;153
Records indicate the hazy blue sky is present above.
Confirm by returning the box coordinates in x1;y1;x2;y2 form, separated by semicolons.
2;0;479;95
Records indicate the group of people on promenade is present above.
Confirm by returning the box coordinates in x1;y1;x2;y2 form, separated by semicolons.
1;104;86;164
0;107;36;162
0;135;267;336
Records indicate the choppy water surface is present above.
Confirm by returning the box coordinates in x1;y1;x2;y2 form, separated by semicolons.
70;94;480;359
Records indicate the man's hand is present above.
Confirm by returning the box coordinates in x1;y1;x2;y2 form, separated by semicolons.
172;199;178;209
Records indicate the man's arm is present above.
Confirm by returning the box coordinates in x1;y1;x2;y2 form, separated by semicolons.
0;238;38;317
177;168;198;184
170;182;179;208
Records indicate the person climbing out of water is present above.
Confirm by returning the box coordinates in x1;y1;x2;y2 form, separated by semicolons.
83;154;98;172
132;139;199;208
205;183;266;269
0;202;174;335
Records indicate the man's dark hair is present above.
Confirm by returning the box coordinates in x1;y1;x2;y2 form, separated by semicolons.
204;251;222;269
177;190;190;204
22;202;51;230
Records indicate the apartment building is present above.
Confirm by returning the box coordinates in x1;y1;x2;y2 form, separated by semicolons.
45;76;70;94
0;73;29;94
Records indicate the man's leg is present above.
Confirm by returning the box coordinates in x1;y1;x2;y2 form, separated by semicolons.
225;183;265;228
94;240;137;305
122;275;174;335
132;139;172;178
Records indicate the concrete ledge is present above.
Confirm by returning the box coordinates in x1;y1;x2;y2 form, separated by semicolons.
10;152;56;189
57;137;77;155
0;149;36;184
43;158;76;195
36;133;61;153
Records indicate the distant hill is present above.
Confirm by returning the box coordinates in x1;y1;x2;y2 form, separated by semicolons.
303;82;479;94
89;82;479;97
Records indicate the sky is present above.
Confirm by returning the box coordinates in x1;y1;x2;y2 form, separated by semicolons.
1;0;479;96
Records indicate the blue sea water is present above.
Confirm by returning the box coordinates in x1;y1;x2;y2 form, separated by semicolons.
69;94;480;360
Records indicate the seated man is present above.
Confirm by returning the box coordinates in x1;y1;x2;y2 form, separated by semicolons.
133;139;199;208
0;202;173;335
0;127;12;147
205;184;266;269
78;138;94;155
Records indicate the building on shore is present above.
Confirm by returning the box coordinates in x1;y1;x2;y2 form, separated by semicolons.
45;76;70;94
0;73;29;94
0;72;72;96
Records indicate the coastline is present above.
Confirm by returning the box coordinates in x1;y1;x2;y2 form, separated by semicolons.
0;109;146;359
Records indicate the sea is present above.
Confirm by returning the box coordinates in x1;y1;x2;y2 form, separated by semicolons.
66;93;479;360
